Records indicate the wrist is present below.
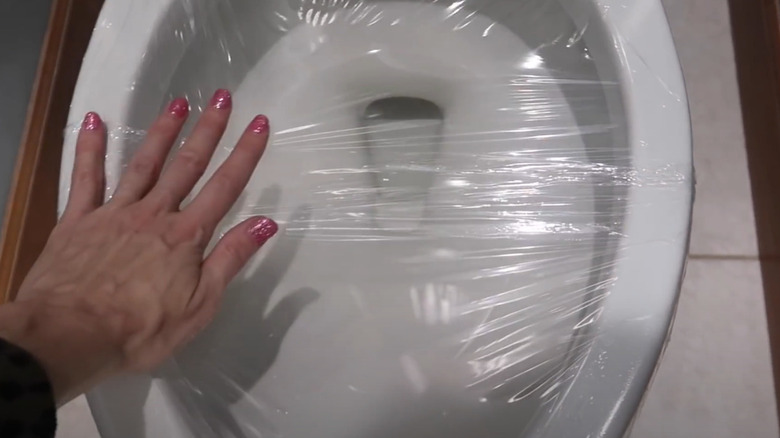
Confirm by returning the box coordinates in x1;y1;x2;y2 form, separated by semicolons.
0;297;123;405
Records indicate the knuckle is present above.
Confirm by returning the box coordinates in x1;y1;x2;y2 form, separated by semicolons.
148;118;177;138
209;172;238;194
220;241;246;267
166;217;209;247
135;195;168;216
73;169;97;186
128;157;160;179
139;198;165;214
119;205;158;229
177;151;209;177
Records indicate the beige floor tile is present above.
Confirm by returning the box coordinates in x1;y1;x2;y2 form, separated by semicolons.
56;396;100;438
661;0;758;256
630;260;778;438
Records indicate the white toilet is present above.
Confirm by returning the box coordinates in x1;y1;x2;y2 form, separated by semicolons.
61;0;693;437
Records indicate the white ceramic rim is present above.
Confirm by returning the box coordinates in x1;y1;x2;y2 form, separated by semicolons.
60;0;693;436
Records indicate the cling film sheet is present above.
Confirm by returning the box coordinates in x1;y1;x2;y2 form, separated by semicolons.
61;0;693;437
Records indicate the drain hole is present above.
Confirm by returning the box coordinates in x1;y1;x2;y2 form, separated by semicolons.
361;97;445;231
364;97;444;122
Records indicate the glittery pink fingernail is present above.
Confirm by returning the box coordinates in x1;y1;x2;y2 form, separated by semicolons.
248;217;278;246
168;98;190;118
82;112;102;131
210;89;232;110
249;115;269;135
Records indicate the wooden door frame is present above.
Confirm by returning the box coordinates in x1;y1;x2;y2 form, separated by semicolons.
728;0;780;423
0;0;104;302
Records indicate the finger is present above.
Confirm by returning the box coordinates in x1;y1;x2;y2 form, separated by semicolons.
166;216;277;348
110;97;190;205
137;217;278;369
154;221;274;351
201;216;278;299
186;216;277;316
147;89;233;209
62;112;106;221
183;115;270;233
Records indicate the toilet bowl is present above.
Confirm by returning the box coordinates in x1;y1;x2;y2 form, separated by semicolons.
60;0;693;437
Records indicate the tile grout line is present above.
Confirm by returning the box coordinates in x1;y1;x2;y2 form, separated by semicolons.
688;254;768;261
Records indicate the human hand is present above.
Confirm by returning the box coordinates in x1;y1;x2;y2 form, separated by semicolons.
0;89;277;404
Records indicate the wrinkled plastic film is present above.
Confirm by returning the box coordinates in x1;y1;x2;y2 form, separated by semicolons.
62;0;693;437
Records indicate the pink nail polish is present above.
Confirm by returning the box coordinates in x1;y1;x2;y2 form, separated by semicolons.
168;98;189;118
249;115;269;135
210;89;232;110
248;217;278;246
82;112;102;131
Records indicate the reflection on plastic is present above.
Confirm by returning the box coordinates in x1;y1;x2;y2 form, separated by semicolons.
64;0;691;437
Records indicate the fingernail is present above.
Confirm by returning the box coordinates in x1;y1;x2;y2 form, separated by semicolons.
248;217;278;246
82;112;102;131
210;89;232;110
249;115;269;135
168;98;189;118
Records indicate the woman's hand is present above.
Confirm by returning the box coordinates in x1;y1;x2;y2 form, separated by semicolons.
0;89;277;404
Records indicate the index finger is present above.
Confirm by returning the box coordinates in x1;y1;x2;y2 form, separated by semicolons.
183;115;270;233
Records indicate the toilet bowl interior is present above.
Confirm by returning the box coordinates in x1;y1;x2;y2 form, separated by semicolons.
74;1;658;437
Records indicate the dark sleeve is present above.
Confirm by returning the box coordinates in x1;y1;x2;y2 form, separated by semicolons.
0;338;56;438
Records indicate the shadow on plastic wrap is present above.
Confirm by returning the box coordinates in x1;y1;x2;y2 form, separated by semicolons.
171;196;319;438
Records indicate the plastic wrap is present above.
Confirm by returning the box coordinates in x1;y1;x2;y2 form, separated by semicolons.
61;0;693;437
